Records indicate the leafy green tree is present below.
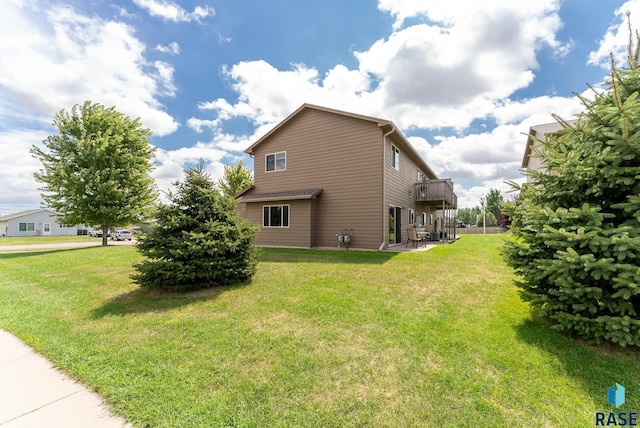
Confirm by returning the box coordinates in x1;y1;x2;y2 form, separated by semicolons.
133;164;259;291
503;30;640;346
218;160;253;198
485;189;504;219
457;207;480;225
475;211;497;227
31;101;157;246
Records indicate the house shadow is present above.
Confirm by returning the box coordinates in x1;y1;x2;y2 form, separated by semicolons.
514;317;640;406
258;247;400;265
90;282;249;319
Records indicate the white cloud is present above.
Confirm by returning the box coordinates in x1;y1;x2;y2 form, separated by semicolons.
152;144;237;201
588;0;640;68
194;2;572;134
217;32;232;44
133;0;214;23
156;42;180;55
0;2;179;136
0;128;49;215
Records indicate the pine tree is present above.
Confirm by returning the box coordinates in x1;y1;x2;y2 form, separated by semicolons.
503;24;640;346
133;165;259;291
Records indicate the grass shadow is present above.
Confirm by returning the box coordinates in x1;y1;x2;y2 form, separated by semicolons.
514;317;640;407
0;247;104;259
90;282;249;319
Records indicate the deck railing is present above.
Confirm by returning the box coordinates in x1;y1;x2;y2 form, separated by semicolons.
413;179;457;208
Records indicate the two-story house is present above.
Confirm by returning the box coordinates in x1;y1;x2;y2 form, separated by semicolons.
236;104;457;250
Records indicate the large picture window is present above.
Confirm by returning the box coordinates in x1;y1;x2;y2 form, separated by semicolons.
263;205;289;227
19;222;35;232
266;152;286;172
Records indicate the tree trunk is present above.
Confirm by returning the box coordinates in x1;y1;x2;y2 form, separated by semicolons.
102;222;108;246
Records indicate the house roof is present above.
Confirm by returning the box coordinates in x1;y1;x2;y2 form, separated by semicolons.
0;208;51;221
238;189;323;203
244;103;438;179
522;120;577;168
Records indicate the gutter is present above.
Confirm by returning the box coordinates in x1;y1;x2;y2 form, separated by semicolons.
380;123;396;251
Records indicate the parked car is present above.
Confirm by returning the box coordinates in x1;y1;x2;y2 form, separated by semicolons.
90;229;110;237
111;229;132;241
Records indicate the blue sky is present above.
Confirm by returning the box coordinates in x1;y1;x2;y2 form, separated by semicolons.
1;0;638;214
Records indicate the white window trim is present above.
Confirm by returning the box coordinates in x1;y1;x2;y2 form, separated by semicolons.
265;151;286;173
392;145;400;170
263;204;290;228
409;209;415;226
19;222;35;232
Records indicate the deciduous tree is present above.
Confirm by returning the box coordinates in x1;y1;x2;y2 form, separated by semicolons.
218;160;253;198
31;101;157;245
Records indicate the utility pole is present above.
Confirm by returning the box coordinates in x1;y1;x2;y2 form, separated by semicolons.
480;196;486;234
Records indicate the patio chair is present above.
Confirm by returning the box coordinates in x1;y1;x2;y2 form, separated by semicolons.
406;228;424;248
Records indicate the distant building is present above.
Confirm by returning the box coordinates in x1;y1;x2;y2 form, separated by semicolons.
522;120;577;182
0;209;77;237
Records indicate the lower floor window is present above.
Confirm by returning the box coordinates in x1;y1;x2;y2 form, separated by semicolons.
19;222;35;232
263;205;289;227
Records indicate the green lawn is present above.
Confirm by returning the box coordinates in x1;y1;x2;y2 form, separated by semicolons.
0;235;637;427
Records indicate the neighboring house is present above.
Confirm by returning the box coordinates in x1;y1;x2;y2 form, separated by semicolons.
522;120;577;182
0;209;77;237
236;104;457;250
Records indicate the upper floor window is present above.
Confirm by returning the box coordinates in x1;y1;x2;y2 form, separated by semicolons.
266;151;286;172
392;145;400;170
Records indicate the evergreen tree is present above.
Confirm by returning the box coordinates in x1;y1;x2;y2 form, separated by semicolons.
503;27;640;346
133;165;259;291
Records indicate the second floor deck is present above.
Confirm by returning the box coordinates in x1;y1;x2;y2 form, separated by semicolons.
413;179;457;208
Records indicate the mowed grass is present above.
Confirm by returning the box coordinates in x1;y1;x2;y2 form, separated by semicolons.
0;235;638;427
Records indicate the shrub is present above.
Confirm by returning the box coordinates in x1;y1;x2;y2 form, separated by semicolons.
133;166;259;291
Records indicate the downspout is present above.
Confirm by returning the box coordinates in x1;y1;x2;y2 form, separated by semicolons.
379;123;396;251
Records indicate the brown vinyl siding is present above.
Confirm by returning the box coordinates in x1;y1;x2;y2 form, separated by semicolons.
245;199;313;248
248;108;383;249
383;136;436;243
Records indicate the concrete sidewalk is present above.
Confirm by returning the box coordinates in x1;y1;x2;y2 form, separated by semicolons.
0;240;135;252
0;330;131;427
